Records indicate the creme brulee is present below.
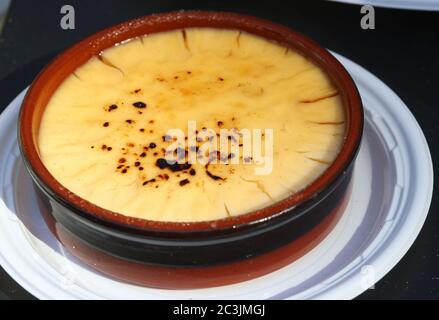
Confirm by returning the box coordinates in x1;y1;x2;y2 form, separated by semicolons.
38;28;345;222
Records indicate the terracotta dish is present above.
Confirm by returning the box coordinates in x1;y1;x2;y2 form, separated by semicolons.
18;11;363;288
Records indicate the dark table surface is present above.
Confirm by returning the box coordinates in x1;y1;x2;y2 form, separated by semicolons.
0;0;437;300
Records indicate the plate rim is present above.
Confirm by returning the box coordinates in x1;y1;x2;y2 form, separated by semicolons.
0;53;433;300
328;0;439;11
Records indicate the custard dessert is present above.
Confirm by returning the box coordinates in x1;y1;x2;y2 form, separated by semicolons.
38;28;345;222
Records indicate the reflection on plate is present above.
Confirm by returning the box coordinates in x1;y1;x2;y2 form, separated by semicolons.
329;0;439;11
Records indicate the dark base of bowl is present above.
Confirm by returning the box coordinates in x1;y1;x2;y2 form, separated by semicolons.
36;180;351;289
31;160;354;268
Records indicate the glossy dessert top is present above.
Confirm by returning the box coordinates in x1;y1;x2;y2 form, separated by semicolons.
38;28;345;222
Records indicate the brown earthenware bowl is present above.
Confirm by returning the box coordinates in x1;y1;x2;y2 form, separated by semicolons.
18;11;363;287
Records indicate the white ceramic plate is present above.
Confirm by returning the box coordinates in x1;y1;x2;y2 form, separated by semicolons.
0;53;433;300
328;0;439;11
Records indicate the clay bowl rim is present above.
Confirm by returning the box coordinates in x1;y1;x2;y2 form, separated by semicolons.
18;10;363;234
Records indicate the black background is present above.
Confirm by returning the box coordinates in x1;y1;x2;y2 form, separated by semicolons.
0;0;437;300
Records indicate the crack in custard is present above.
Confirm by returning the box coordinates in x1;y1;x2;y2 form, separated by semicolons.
97;53;125;76
181;29;191;53
299;91;339;103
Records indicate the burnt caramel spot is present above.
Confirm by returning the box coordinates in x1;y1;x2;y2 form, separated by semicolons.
118;158;126;164
108;104;118;111
133;101;146;108
156;158;168;169
103;122;109;127
206;171;224;181
217;121;224;127
218;77;224;81
101;144;107;150
149;120;154;124
107;147;112;151
189;168;196;176
142;178;156;186
149;142;157;149
126;119;134;124
140;152;146;158
228;134;238;143
138;167;144;171
179;179;190;186
157;174;167;180
133;89;141;93
155;158;191;172
139;128;145;132
134;161;141;167
121;168;127;174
